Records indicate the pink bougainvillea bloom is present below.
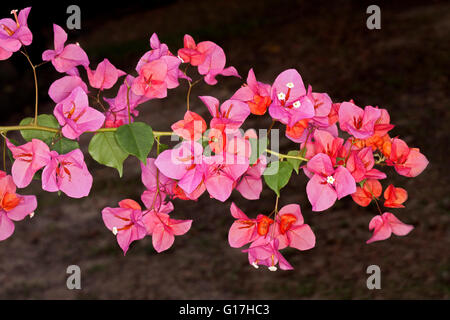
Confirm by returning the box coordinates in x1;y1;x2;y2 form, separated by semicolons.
203;153;249;202
136;33;191;86
42;24;89;73
231;68;272;115
243;238;293;271
102;199;147;254
143;201;192;253
131;59;168;99
274;204;315;251
0;7;33;60
141;158;176;207
200;96;250;129
86;58;126;90
306;153;356;212
136;33;170;71
160;55;187;89
220;129;253;159
54;86;105;139
171;111;207;141
385;138;429;177
0;171;37;241
383;184;408;208
351;179;382;207
235;156;267;200
310;91;332;120
228;202;259;248
41;149;93;198
177;34;240;85
104;75;146;127
301;129;345;179
367;212;413;244
373;108;394;137
303;129;344;163
338;102;381;139
345;147;386;183
155;141;204;195
200;96;250;153
48;75;88;103
285;119;310;143
6;138;51;188
177;34;204;66
269;69;315;127
170;180;206;201
105;75;147;110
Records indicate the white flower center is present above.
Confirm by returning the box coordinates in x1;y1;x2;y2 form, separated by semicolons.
326;176;335;184
268;266;277;272
293;101;301;109
277;92;286;101
286;82;294;88
112;227;118;235
251;262;259;269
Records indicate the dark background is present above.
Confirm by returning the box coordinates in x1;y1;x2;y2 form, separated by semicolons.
0;0;448;299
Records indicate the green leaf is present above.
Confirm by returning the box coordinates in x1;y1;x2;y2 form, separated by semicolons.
286;150;303;174
249;137;268;165
158;143;169;153
88;132;128;177
51;138;80;154
359;179;367;188
19;114;59;144
115;122;154;164
200;135;210;150
33;170;42;181
263;161;293;196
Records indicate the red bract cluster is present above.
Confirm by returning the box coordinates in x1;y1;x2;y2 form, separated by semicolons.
0;8;429;271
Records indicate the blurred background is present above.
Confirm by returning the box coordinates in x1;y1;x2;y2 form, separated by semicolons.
0;0;448;299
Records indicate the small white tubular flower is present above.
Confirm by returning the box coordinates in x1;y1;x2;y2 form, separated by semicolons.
112;227;118;235
252;262;259;269
29;212;35;219
277;92;286;101
326;175;335;185
177;55;184;63
268;266;277;272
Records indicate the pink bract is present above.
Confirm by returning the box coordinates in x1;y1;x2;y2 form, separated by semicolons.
53;86;105;139
306;153;356;211
42;24;89;73
0;7;33;60
0;171;37;241
367;212;413;244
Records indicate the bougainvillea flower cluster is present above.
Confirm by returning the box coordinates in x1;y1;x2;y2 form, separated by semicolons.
0;7;429;271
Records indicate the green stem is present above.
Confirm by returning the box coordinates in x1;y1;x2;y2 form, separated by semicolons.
0;124;174;137
126;85;132;124
2;136;6;172
21;50;39;125
265;149;308;162
0;126;298;160
186;78;201;111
